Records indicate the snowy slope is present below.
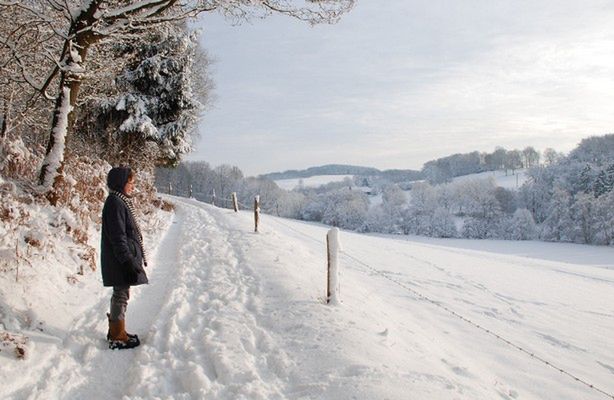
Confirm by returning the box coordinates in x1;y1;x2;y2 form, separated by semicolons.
1;196;613;400
274;170;527;192
274;175;353;190
452;169;528;190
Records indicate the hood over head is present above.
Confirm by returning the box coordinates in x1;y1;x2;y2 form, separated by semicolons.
107;167;132;193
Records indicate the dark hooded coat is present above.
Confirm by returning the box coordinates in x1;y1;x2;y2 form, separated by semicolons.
100;167;148;287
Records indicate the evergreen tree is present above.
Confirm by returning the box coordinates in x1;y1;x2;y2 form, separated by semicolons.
594;170;609;197
575;163;595;194
81;25;206;168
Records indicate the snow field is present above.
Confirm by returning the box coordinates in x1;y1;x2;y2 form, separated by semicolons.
261;213;614;399
1;195;613;399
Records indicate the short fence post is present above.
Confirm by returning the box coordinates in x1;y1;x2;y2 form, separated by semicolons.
326;228;340;305
254;195;260;233
232;192;239;212
168;182;172;194
189;184;193;198
211;189;216;207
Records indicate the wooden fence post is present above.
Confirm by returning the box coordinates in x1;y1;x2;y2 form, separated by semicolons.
232;192;239;212
211;189;216;207
254;195;260;233
189;184;193;198
326;228;340;305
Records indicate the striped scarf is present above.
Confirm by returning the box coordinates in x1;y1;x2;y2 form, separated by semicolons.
111;190;148;266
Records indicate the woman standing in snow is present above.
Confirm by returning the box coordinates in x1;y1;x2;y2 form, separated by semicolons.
101;166;148;350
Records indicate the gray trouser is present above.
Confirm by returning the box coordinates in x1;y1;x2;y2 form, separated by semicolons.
110;286;130;321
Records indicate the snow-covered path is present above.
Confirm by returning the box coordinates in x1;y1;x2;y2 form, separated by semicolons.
2;196;614;399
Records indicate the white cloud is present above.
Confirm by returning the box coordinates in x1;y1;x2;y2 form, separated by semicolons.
190;0;614;175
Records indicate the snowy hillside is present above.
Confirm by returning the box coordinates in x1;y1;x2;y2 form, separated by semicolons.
274;175;353;190
452;169;528;190
274;169;527;192
1;196;613;400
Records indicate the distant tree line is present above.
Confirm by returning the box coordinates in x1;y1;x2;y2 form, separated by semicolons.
518;134;614;244
157;134;614;245
261;164;422;183
422;146;542;184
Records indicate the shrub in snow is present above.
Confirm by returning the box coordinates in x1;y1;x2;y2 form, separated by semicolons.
0;137;41;181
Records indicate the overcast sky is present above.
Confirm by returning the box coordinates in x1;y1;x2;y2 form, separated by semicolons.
189;0;614;176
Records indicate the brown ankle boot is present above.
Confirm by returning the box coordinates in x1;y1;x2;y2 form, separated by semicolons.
108;319;129;342
107;313;139;341
108;319;140;350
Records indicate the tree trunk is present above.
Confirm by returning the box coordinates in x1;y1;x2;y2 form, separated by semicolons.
38;1;101;202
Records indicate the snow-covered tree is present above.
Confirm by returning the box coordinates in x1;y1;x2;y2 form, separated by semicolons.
213;164;243;203
0;0;355;199
380;184;406;232
540;187;573;242
409;182;437;214
77;24;208;168
522;146;540;168
518;166;556;223
456;178;500;219
430;207;457;238
504;149;523;174
487;147;507;170
571;192;598;244
422;159;452;184
542;147;563;165
593;189;614;245
363;206;388;233
320;189;369;230
501;208;537;240
593;163;614;197
568;134;614;166
494;186;517;214
436;182;457;212
462;217;494;239
577;164;596;194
